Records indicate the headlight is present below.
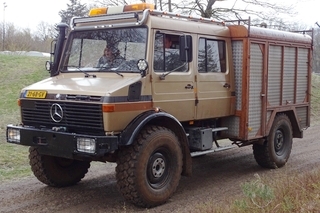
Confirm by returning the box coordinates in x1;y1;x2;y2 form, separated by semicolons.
77;137;96;154
7;128;21;143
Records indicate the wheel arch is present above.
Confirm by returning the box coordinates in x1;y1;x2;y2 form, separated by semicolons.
267;109;302;138
120;110;192;176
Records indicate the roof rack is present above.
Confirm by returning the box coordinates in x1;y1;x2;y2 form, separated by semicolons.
149;10;225;26
224;17;251;26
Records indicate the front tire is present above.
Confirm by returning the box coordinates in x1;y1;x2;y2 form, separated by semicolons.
253;114;293;169
116;125;183;208
29;147;91;187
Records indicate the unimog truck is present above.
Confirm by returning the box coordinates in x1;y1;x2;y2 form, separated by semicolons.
7;3;312;207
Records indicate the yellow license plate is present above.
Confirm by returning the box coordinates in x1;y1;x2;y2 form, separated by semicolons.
25;90;47;99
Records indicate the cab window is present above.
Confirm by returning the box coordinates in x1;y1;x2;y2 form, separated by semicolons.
198;38;226;73
153;33;188;72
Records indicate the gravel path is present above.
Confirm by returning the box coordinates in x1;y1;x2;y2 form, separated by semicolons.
1;124;319;213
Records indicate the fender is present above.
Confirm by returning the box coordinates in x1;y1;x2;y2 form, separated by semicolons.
120;110;185;145
119;110;192;176
266;108;303;138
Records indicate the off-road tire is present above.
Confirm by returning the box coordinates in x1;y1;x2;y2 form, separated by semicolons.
116;125;183;208
253;114;293;169
29;147;91;187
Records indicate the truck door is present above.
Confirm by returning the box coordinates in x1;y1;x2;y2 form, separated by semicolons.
151;32;196;121
195;36;234;119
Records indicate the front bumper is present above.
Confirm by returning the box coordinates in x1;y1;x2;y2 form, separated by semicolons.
6;124;118;159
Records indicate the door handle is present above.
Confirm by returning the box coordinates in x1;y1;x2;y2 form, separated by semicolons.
185;84;193;89
223;83;230;89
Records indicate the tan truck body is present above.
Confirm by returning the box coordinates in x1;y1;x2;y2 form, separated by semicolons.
7;4;312;208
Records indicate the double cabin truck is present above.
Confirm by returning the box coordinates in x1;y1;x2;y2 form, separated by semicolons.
6;3;312;207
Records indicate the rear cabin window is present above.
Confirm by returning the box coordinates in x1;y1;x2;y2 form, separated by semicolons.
198;38;226;73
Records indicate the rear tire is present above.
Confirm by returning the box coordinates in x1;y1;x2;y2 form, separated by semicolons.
253;114;293;169
116;125;183;208
29;147;90;187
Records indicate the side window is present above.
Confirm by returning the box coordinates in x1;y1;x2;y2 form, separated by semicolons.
198;38;226;73
153;33;188;72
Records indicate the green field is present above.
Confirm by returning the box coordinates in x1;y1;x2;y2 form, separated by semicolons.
0;54;49;181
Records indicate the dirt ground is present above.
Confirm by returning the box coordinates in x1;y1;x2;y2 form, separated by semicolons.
1;124;320;213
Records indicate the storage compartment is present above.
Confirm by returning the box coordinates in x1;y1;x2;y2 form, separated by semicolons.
188;128;213;151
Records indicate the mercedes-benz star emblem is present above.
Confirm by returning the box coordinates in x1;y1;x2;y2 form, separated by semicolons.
50;103;63;123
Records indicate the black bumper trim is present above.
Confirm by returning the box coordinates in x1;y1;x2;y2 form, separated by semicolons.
6;125;119;159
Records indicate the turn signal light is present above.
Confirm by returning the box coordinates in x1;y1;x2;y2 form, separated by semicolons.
102;104;115;112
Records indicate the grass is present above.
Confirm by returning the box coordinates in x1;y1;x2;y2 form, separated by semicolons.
311;74;320;123
191;171;320;212
0;54;49;181
1;54;320;211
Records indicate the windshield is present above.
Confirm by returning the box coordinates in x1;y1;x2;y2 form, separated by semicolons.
61;27;147;73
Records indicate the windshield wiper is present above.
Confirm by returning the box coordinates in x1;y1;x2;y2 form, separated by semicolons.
99;64;124;77
66;66;96;78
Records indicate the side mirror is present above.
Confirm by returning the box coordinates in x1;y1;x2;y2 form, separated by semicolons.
179;35;192;62
45;39;57;72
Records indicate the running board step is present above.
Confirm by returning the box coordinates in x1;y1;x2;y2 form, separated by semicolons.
190;145;235;157
186;127;228;137
212;127;228;132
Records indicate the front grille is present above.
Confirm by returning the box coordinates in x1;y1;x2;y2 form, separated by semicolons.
21;100;104;134
65;94;102;102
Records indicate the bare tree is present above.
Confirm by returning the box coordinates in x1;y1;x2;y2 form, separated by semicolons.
0;0;310;53
91;0;295;25
33;22;56;52
6;26;33;51
35;22;56;42
170;0;295;22
94;0;136;6
93;0;167;10
0;21;55;52
251;17;308;31
313;28;320;73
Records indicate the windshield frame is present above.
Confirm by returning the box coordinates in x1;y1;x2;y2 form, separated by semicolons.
59;26;148;74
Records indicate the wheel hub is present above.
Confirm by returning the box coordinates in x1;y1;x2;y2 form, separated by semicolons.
275;129;284;152
152;157;166;178
147;151;169;187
